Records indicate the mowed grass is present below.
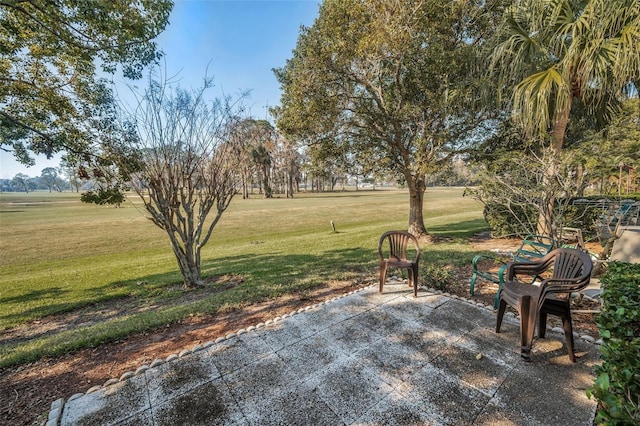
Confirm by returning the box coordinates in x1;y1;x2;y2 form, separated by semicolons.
0;188;487;367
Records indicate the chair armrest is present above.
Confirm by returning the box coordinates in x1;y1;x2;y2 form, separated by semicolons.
538;277;590;298
505;259;548;281
472;253;507;269
497;263;510;284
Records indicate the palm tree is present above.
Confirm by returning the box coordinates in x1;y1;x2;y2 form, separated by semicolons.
489;0;640;234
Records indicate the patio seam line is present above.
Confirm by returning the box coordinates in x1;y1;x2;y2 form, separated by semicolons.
48;283;602;426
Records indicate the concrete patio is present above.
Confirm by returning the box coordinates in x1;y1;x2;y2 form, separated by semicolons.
49;281;600;425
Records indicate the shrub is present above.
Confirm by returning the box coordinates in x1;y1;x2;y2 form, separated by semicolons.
484;195;640;241
422;264;453;291
587;262;640;425
560;203;601;241
483;202;537;238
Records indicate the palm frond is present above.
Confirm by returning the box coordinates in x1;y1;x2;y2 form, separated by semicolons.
512;66;571;137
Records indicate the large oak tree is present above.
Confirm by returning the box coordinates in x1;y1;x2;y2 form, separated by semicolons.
275;0;505;236
0;0;172;164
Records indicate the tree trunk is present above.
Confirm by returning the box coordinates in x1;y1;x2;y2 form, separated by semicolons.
179;259;203;289
576;163;585;197
262;164;272;198
285;172;294;198
407;175;428;237
241;172;249;199
170;241;203;289
537;168;556;237
537;101;571;236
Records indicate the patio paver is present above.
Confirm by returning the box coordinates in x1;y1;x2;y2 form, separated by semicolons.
53;282;600;426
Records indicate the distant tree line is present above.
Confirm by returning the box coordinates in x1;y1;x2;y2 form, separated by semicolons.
1;167;69;193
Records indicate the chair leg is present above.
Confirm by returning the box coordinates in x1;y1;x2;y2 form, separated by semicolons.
496;299;507;333
412;264;419;297
538;311;548;339
519;295;536;361
493;287;501;310
561;314;577;362
379;264;387;293
470;274;477;296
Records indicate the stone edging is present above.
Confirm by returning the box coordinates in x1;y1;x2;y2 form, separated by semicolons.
45;284;601;426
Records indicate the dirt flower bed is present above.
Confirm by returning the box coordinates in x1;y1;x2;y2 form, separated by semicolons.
0;237;602;426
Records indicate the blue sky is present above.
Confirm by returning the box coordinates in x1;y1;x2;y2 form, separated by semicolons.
0;0;320;179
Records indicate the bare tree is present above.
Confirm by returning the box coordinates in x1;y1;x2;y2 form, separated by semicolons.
60;159;83;192
123;77;246;288
275;134;300;198
469;148;587;242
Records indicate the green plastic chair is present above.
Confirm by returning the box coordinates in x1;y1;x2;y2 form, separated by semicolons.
469;234;555;308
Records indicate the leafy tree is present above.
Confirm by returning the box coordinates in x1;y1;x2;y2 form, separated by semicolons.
60;158;83;192
228;119;277;198
582;99;640;195
80;187;125;207
275;0;505;236
110;75;246;289
250;144;272;197
76;152;129;206
490;0;640;150
10;173;32;193
0;0;172;165
227;119;257;199
273;133;300;198
39;167;61;192
487;0;640;233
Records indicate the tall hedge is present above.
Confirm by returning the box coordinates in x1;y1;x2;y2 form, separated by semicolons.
588;262;640;424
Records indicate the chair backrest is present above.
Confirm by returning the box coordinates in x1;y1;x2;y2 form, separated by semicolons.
532;248;593;307
559;227;585;251
378;231;421;261
549;248;593;284
513;234;555;263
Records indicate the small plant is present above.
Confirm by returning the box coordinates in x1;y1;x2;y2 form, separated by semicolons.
587;262;640;425
422;264;453;291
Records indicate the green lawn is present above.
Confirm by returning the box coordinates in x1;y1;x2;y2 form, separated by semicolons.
0;188;487;367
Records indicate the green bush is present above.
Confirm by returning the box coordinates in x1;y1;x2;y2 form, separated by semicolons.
587;262;640;425
483;202;537;238
560;203;600;241
422;264;453;291
484;195;640;241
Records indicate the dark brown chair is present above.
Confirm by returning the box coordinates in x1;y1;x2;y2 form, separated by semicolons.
470;234;555;309
496;248;592;362
378;231;421;297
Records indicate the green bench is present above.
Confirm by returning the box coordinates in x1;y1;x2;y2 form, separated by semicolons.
470;234;555;309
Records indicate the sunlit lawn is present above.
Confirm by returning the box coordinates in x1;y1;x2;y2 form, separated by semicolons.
0;187;487;367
